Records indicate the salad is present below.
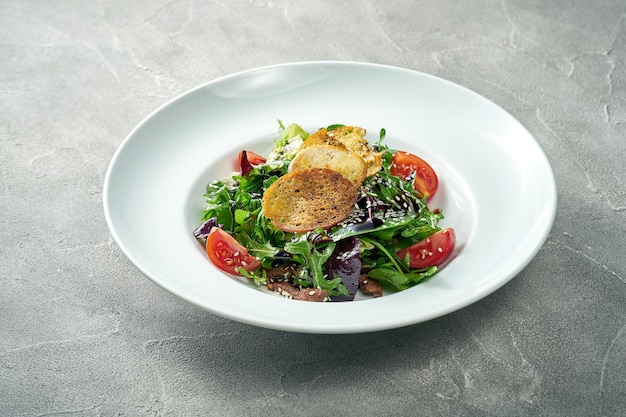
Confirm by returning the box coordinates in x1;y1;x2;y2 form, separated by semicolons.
193;122;456;302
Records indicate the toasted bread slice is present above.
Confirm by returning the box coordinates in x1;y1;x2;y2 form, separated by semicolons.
302;126;383;176
289;144;367;189
300;130;348;151
262;168;358;233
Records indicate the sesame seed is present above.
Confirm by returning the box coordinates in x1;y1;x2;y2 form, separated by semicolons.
438;247;443;253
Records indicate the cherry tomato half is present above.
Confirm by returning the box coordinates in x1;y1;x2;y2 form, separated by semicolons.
390;151;439;199
205;227;261;275
237;150;267;169
397;228;456;269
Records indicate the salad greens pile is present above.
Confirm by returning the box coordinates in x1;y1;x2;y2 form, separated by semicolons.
196;122;445;301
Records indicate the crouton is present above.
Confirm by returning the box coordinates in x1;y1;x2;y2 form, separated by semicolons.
289;144;367;189
261;168;358;233
302;126;384;177
299;130;348;151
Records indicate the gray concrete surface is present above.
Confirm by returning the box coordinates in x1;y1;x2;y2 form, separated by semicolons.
2;0;626;415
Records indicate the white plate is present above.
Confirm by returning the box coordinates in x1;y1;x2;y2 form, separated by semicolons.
103;62;556;334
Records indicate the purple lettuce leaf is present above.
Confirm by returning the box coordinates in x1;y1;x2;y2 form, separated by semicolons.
193;217;219;244
239;150;255;177
326;236;361;302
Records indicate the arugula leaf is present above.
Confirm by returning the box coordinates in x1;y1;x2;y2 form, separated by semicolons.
202;181;235;230
378;127;386;145
326;123;345;131
284;234;348;297
235;231;281;260
367;266;438;291
234;208;251;226
238;266;267;286
358;236;406;273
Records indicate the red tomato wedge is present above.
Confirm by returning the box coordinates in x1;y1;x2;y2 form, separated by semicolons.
397;228;456;269
205;227;261;275
390;151;439;199
237;150;266;169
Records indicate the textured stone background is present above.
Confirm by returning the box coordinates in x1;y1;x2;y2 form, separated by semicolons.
1;1;625;416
